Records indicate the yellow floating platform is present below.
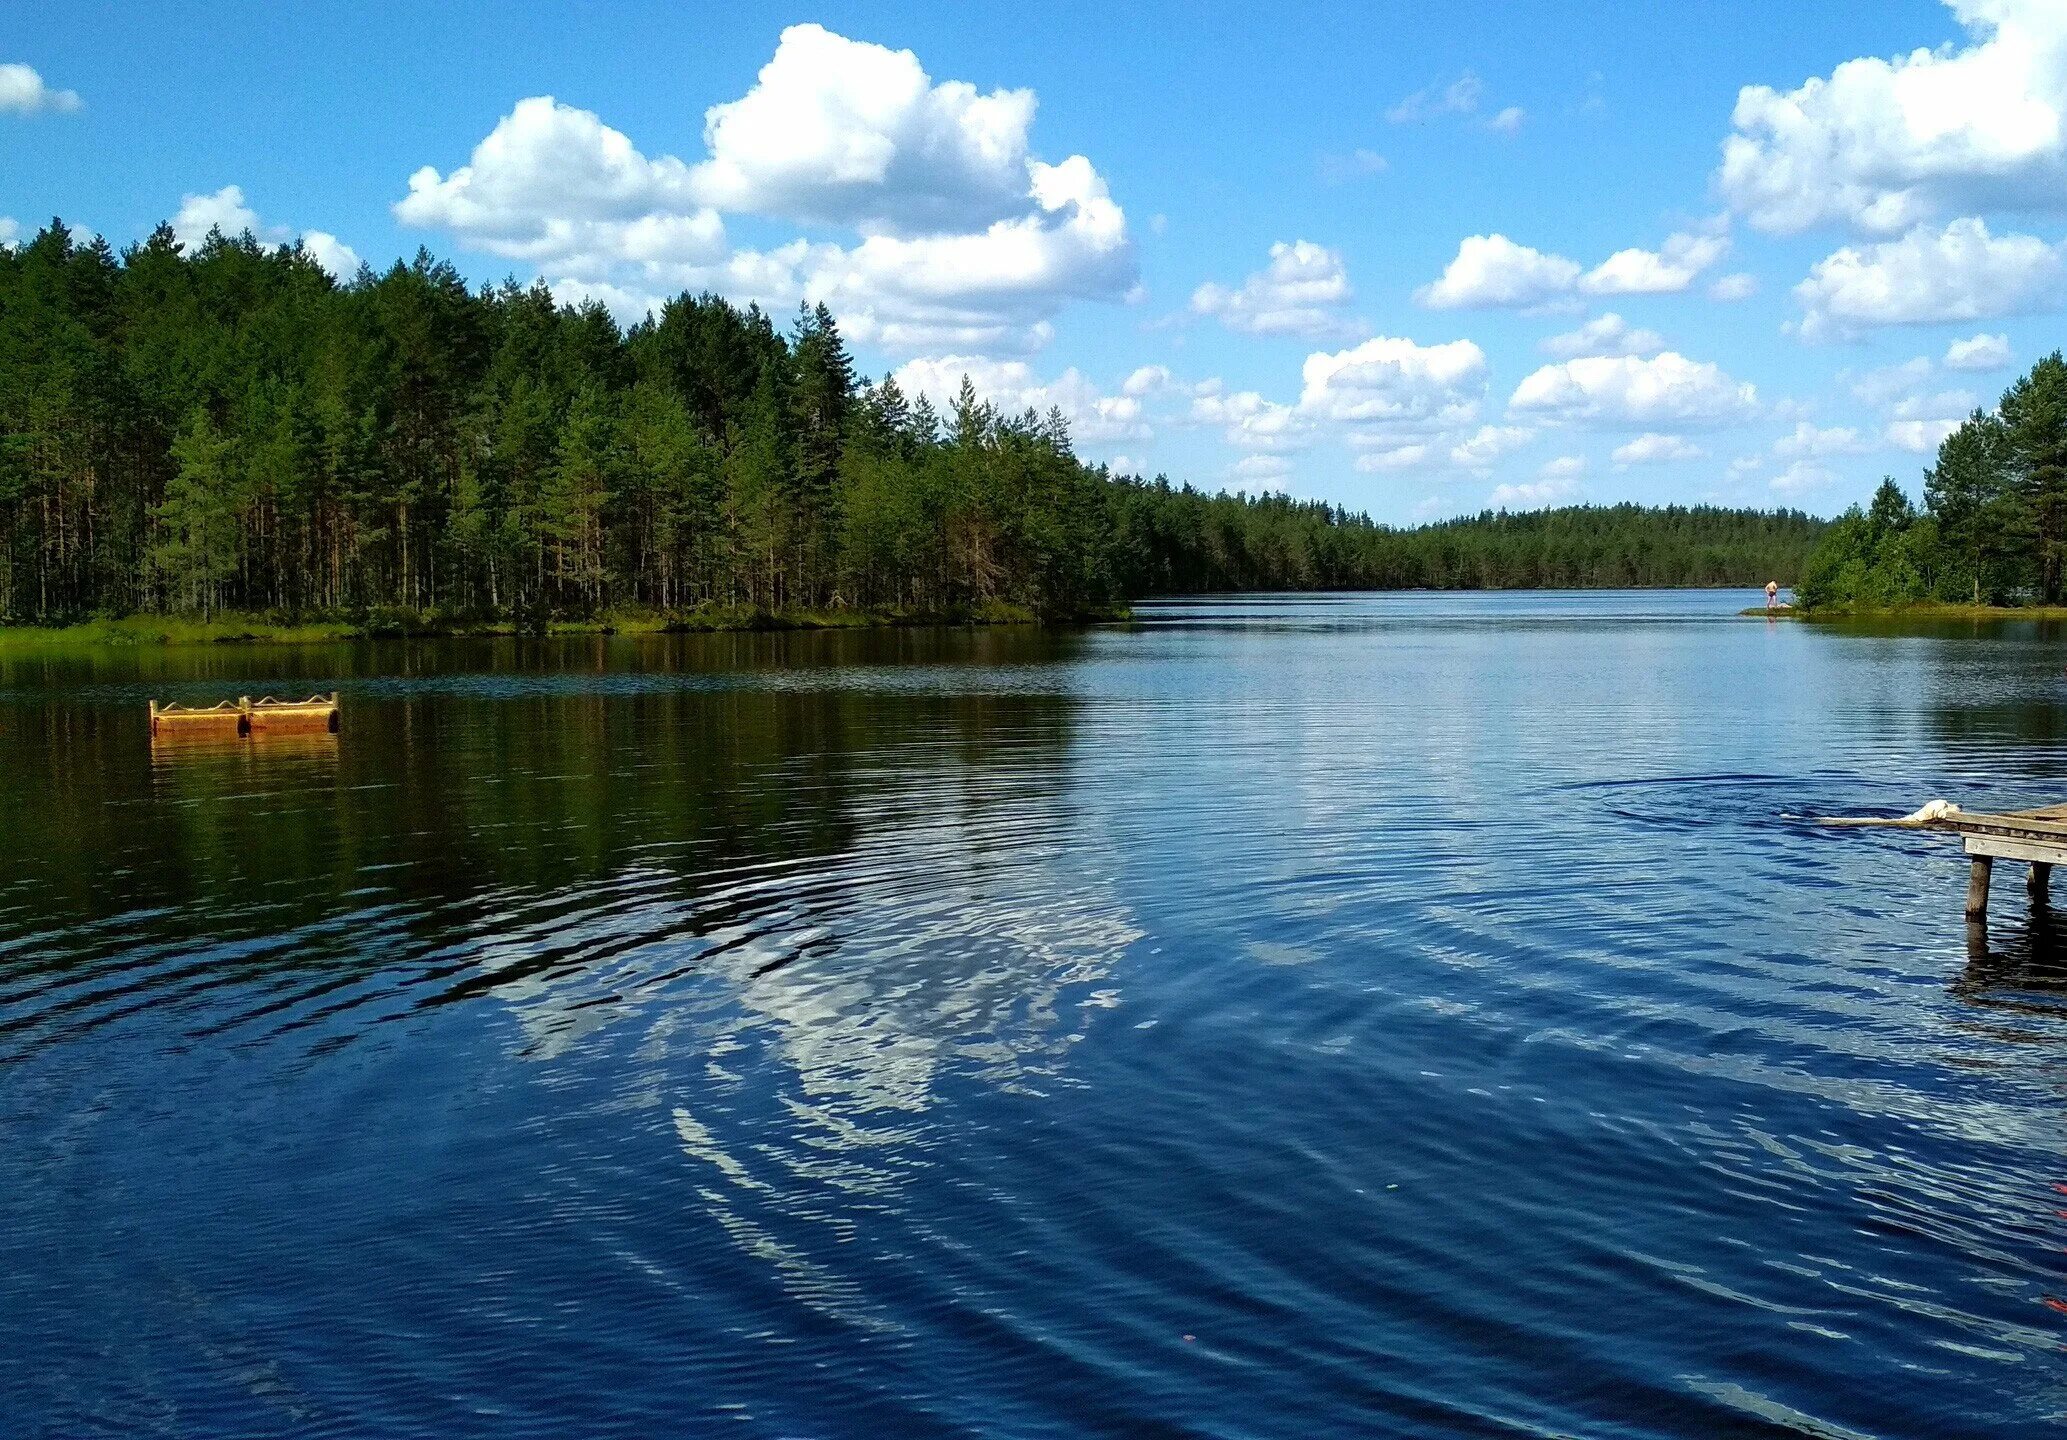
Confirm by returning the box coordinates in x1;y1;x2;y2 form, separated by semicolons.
149;693;339;736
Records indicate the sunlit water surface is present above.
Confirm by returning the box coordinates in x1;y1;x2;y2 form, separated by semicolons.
4;591;2067;1437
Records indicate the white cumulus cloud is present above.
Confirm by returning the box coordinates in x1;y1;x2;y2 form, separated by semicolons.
1888;418;1963;452
396;29;1135;352
0;62;81;115
1421;226;1729;309
396;96;719;269
893;355;1148;447
1298;335;1489;434
689;24;1037;233
1709;272;1759;301
1540;455;1587;480
172;185;265;248
1581;228;1730;295
1191;386;1313;452
1720;0;2067;234
1450;424;1533;470
1415;234;1580;309
1509;352;1758;428
0;216;17;248
1794;217;2067;340
170;185;362;280
1191;240;1363;338
301;232;363;279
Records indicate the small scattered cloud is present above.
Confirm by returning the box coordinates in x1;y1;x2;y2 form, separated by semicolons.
1388;72;1484;124
1192;240;1364;338
1769;460;1840;495
1318;148;1389;183
0;62;81;116
1484;106;1526;136
1611;433;1707;467
1354;443;1430;473
1772;421;1872;459
1540;455;1587;480
0;217;19;249
1887;418;1961;453
1944;332;2013;371
1540;312;1666;359
1490;477;1580;508
1708;272;1759;302
1229;454;1292;489
1121;364;1172;397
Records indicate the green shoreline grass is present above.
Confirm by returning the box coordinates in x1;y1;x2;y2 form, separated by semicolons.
0;600;1123;650
1752;602;2067;621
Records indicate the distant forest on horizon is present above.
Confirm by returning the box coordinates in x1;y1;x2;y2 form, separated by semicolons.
0;220;1830;626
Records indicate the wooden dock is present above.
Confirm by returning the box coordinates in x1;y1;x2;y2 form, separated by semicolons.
1942;804;2067;926
149;693;339;737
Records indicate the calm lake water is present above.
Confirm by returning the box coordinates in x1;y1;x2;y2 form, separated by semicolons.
4;591;2067;1437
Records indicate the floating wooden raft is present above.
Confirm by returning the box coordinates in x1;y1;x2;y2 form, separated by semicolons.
1940;803;2067;927
149;693;339;736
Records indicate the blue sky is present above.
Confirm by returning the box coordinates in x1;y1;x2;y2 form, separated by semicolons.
6;0;2062;521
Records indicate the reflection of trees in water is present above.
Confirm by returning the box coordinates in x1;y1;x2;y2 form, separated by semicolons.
4;639;1138;1320
452;686;1140;1325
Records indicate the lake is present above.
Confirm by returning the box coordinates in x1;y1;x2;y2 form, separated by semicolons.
3;591;2066;1437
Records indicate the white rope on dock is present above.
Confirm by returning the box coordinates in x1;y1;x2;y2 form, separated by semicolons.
1805;799;1963;828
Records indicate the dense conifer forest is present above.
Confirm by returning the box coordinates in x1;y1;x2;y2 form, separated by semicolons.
1797;354;2067;611
0;222;1826;627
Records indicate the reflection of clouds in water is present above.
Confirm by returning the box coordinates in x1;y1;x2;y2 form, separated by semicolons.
471;773;1140;1324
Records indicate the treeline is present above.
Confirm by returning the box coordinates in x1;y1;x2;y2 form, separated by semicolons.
1;220;1823;626
1799;354;2067;610
1113;494;1823;593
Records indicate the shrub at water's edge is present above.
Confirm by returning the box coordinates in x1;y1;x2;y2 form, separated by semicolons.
1796;354;2067;615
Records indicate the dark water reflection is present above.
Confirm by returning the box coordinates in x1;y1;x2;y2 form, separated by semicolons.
3;593;2066;1437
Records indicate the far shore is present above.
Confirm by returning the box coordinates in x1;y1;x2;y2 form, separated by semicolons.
0;600;1125;650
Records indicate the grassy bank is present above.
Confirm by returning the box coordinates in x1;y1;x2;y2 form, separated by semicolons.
1784;602;2067;622
0;599;1114;650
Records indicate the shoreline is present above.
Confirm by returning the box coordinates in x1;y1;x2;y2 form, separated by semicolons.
1768;603;2067;622
0;601;1125;650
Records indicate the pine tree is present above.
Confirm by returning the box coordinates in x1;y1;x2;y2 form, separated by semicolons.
152;407;240;617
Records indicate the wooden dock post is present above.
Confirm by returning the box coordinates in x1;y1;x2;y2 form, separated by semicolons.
1943;806;2067;932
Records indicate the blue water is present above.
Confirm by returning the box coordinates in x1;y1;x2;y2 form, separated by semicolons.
3;591;2066;1436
